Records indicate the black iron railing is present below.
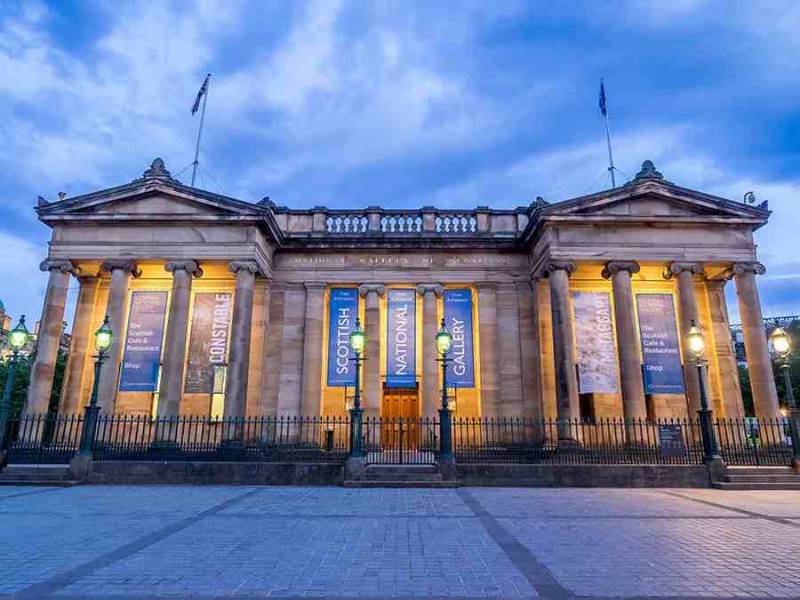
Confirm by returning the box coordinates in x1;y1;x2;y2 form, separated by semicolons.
1;413;794;467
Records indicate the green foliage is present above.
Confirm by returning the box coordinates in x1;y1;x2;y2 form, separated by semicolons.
739;319;800;415
0;349;68;416
738;363;754;416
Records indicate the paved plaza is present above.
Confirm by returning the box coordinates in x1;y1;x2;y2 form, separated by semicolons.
1;485;799;599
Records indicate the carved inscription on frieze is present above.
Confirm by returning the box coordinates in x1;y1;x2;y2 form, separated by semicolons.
277;253;522;270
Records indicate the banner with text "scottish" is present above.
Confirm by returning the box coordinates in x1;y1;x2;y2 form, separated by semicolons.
119;291;168;392
636;293;685;394
327;288;359;387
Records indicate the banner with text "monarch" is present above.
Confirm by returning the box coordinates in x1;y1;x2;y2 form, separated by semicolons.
443;289;475;388
327;288;359;387
386;288;416;387
636;293;685;395
119;291;168;392
184;292;232;393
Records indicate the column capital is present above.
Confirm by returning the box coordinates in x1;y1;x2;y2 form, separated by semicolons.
39;259;80;276
731;262;766;277
101;259;142;278
228;260;261;276
415;283;444;297
165;259;202;278
544;259;576;277
601;260;640;279
663;261;703;279
358;283;387;297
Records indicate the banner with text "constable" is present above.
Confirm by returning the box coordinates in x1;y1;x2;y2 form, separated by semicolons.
119;291;168;392
636;293;685;395
386;288;416;387
327;288;359;387
443;289;475;388
572;291;620;393
184;292;232;393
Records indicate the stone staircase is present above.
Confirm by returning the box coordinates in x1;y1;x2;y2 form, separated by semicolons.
0;464;78;487
343;464;457;488
713;466;800;490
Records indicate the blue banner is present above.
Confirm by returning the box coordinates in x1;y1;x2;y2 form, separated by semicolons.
327;288;359;387
636;293;685;395
444;289;475;388
386;288;416;387
119;291;168;392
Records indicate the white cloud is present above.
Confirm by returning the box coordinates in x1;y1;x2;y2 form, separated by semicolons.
0;230;49;319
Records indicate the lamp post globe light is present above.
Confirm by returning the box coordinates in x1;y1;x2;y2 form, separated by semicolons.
436;318;454;461
0;316;30;461
348;318;365;458
78;316;113;457
686;320;720;463
769;327;800;467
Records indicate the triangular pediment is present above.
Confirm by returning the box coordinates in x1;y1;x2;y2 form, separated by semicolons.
543;180;769;223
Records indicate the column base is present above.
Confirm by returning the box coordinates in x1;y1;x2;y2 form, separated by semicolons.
438;454;456;481
69;453;93;482
345;455;367;480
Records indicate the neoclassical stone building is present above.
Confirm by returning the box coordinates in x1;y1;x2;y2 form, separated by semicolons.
26;158;779;424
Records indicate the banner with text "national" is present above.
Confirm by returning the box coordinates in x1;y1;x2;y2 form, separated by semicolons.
386;288;416;387
443;289;475;388
327;288;359;387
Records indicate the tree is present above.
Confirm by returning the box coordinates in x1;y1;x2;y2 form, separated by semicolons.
0;353;32;417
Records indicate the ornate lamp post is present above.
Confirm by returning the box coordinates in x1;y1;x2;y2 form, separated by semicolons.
436;318;454;460
0;316;30;462
686;320;720;462
77;316;113;457
348;318;365;458
769;327;800;467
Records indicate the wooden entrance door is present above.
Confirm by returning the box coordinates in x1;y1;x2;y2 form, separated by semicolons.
381;383;420;449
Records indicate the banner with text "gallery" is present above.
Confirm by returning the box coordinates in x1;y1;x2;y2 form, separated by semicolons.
327;288;359;387
572;291;620;394
636;293;685;394
443;289;475;388
386;288;416;387
184;292;232;394
119;291;168;392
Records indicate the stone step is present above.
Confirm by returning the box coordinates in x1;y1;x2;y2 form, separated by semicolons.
0;478;78;487
726;475;800;483
364;465;439;474
727;466;795;474
712;481;800;491
1;466;73;481
343;480;458;488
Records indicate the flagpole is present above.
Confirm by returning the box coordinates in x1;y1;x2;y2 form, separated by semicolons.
603;106;616;188
191;74;210;187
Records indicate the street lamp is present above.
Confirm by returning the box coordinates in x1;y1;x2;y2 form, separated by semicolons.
436;318;454;460
348;318;365;458
0;316;30;461
77;316;113;456
770;327;799;467
686;320;720;462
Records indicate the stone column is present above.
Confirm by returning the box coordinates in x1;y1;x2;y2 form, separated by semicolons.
25;259;79;416
707;279;744;418
545;260;579;439
476;283;501;418
665;262;703;413
156;261;201;418
224;261;260;418
517;280;543;421
417;284;443;418
96;259;141;413
276;284;306;415
603;261;646;421
59;275;99;414
261;283;284;414
497;282;524;418
733;262;780;417
359;284;386;419
300;283;326;416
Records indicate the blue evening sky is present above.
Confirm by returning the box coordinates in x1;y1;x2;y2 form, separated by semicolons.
0;0;798;324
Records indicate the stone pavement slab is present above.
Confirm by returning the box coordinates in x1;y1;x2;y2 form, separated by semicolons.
0;485;798;599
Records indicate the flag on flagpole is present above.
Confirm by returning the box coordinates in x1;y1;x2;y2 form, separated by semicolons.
599;79;607;116
191;74;210;115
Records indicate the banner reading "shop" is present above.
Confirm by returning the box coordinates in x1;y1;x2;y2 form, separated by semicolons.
443;289;475;388
386;288;416;387
119;291;168;392
636;293;685;395
327;288;359;387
